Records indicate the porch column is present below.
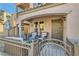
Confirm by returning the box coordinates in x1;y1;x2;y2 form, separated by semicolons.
29;22;33;33
38;22;40;34
18;20;22;38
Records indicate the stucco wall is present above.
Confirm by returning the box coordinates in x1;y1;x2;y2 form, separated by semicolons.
66;5;79;41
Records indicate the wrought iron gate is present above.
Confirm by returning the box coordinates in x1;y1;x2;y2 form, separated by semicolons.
33;39;73;56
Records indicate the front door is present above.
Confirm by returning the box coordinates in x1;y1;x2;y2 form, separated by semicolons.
51;19;63;40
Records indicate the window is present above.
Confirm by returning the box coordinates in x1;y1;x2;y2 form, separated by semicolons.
34;22;38;32
37;3;42;6
33;3;45;8
39;21;44;32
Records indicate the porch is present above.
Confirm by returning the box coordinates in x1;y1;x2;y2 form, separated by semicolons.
0;37;74;56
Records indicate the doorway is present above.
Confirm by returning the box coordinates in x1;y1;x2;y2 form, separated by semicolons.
51;19;63;40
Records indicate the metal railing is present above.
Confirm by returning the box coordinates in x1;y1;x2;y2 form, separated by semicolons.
0;38;74;56
33;39;74;56
0;38;31;56
18;3;65;15
66;38;74;56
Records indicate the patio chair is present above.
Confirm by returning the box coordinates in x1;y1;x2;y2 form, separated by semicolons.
38;32;49;40
27;32;38;43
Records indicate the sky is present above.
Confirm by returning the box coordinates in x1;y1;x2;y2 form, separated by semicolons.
0;3;22;14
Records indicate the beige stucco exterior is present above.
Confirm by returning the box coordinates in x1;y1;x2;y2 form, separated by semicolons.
17;3;79;42
1;3;79;56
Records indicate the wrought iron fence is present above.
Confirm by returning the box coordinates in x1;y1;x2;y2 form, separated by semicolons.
0;38;74;56
32;39;74;56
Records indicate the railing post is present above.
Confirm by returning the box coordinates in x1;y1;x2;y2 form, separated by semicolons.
28;41;34;56
74;44;79;56
70;46;72;56
37;40;40;56
64;42;67;56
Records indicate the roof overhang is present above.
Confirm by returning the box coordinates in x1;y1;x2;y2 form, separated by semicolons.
22;13;67;21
